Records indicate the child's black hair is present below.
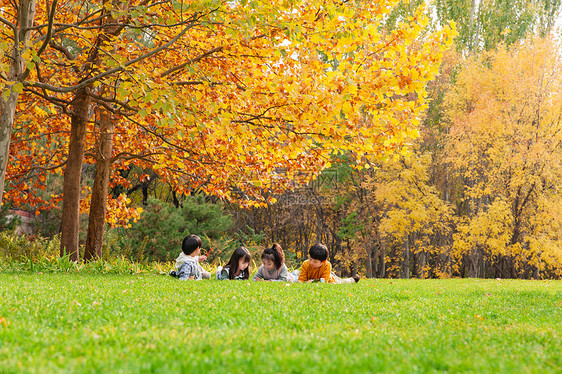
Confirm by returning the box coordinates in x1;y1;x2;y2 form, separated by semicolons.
261;243;284;270
225;246;251;280
182;235;202;255
309;243;328;262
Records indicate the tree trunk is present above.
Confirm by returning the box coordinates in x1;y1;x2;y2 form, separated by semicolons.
0;91;18;208
420;250;427;279
380;242;386;278
60;87;90;260
469;0;479;52
366;247;373;278
403;233;410;279
60;2;126;260
0;0;37;206
142;181;149;204
172;190;180;208
84;111;114;261
468;245;481;278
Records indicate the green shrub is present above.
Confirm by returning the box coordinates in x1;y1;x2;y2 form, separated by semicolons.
108;195;233;262
0;232;60;262
0;205;19;232
201;225;267;264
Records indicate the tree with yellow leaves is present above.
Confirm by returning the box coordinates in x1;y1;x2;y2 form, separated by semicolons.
444;36;562;278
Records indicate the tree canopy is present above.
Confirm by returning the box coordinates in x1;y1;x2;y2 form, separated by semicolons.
1;0;455;259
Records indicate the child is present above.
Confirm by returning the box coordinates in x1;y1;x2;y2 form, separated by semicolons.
253;243;294;282
217;246;251;280
173;235;211;280
297;243;359;284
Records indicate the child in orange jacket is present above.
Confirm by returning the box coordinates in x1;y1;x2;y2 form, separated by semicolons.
297;243;359;284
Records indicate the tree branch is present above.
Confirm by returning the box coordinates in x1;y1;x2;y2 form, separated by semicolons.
89;92;137;113
0;16;16;31
7;160;67;181
160;32;269;78
25;12;204;93
36;0;58;57
110;151;163;163
160;46;223;77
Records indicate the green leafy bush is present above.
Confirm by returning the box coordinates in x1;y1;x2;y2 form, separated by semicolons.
0;205;19;232
0;232;60;262
108;195;233;262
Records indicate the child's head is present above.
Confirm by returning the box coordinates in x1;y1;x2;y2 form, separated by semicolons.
182;235;202;256
308;243;328;268
226;246;252;279
261;243;284;270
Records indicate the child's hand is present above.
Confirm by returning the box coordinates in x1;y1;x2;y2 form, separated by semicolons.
199;255;207;262
255;278;263;281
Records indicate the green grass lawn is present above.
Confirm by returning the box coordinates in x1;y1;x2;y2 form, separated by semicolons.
0;274;561;373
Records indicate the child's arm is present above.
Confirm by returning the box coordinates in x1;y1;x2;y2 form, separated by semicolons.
320;262;334;283
253;266;265;281
216;267;229;280
297;262;309;283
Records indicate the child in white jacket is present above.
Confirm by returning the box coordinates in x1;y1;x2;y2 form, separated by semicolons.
172;235;211;280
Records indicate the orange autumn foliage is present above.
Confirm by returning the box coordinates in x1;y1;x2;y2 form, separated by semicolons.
1;0;455;259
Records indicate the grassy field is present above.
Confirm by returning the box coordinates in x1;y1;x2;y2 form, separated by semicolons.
0;274;561;373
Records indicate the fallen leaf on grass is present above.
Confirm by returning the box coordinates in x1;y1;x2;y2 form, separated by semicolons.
474;314;484;320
